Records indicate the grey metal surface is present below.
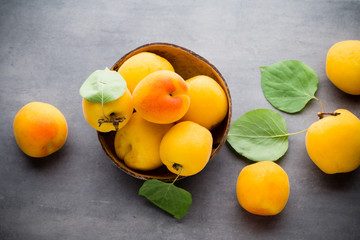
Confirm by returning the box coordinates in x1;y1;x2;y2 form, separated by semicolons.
0;0;359;239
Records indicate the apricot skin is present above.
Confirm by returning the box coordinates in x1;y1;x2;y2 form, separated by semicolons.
82;89;133;132
114;112;173;171
132;70;190;124
236;161;289;216
326;40;360;95
118;52;175;94
160;121;213;176
13;102;68;158
306;109;360;174
180;75;228;130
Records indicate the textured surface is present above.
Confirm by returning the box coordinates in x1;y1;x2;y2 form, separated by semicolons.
1;0;360;239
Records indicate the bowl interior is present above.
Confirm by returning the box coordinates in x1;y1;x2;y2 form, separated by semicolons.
98;42;232;181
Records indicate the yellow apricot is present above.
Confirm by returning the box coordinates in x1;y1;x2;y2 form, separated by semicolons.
114;112;173;171
160;121;213;176
118;52;175;93
180;75;228;130
13;102;68;158
306;109;360;174
236;161;290;216
82;88;133;132
326;40;360;95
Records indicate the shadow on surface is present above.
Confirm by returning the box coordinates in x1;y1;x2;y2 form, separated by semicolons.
316;168;359;191
25;145;69;170
236;203;287;233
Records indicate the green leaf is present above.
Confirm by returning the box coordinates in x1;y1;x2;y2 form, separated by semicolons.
227;109;289;162
260;60;319;113
79;68;127;103
139;179;192;219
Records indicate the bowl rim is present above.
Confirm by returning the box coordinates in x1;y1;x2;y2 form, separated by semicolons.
99;42;232;181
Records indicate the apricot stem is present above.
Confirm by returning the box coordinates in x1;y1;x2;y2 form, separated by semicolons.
98;113;125;131
313;97;325;112
317;111;340;119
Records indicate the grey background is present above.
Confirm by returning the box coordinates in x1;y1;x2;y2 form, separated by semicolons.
1;0;360;239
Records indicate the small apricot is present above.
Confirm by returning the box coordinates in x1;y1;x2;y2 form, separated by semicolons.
306;109;360;174
114;112;173;171
132;70;190;124
13;102;68;158
160;121;213;176
118;52;175;93
236;161;290;216
180;75;228;130
326;40;360;95
82;88;133;132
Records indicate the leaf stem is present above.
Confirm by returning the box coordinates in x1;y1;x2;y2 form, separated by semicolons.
267;128;308;137
313;96;325;112
228;128;308;139
171;164;183;185
163;166;183;200
286;128;308;136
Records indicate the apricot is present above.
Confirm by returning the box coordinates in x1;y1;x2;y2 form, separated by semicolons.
118;52;175;93
132;70;190;124
326;40;360;95
306;109;360;174
180;75;228;130
160;121;213;176
13;102;68;158
114;112;173;171
82;88;133;132
236;161;290;216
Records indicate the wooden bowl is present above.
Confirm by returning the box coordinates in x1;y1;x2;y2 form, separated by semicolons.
98;42;232;181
